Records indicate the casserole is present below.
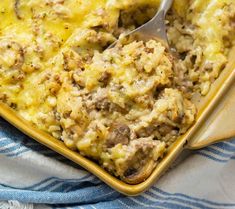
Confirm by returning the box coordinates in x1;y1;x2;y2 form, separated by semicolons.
0;0;235;195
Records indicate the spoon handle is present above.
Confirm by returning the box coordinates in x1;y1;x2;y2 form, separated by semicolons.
158;0;174;16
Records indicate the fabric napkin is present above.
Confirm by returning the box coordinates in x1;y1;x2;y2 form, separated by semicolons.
0;118;235;209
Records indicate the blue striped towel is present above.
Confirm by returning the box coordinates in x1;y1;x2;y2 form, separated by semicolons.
0;117;235;209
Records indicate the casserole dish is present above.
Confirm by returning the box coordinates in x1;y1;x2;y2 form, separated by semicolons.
0;48;235;195
0;0;234;195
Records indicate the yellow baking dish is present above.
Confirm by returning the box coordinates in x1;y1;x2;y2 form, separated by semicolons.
0;46;234;195
1;0;235;195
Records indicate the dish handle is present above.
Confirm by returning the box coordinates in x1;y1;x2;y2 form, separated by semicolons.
187;83;235;149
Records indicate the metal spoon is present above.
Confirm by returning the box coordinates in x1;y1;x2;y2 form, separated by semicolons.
108;0;174;49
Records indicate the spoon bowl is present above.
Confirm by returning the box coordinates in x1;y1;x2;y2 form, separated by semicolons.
108;0;174;49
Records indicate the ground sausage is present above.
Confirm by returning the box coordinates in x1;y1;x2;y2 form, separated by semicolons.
106;124;130;148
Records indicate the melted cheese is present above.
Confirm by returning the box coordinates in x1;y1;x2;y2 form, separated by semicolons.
0;0;107;129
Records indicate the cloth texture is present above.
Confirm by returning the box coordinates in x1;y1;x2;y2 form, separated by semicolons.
0;118;235;209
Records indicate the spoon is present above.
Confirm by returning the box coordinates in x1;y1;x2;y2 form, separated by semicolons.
108;0;174;49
